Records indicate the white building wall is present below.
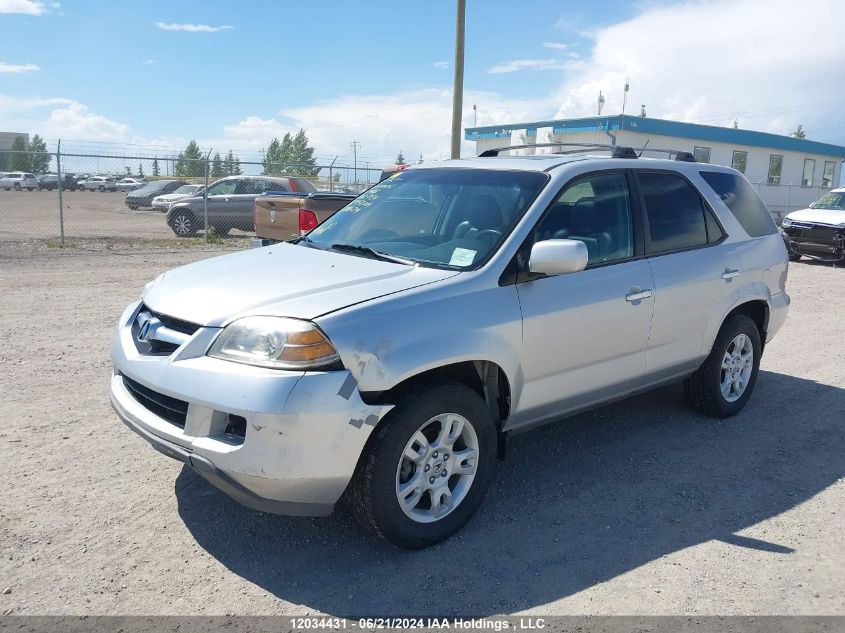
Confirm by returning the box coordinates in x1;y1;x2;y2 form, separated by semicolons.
473;128;842;219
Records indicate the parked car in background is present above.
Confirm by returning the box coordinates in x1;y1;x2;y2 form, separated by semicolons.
116;177;147;192
252;191;356;246
0;172;39;191
37;174;77;191
81;176;119;192
71;174;91;191
166;175;316;237
125;180;188;210
780;188;845;262
110;148;790;548
151;184;205;211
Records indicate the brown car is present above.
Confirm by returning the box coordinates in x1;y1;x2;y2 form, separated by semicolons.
252;191;357;246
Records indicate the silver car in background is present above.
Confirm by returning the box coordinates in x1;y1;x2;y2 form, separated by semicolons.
0;171;39;191
110;147;789;548
151;184;205;211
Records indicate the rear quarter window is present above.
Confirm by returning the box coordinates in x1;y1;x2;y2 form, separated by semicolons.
699;171;776;237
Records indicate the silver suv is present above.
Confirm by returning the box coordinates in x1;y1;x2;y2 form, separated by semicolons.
110;146;790;548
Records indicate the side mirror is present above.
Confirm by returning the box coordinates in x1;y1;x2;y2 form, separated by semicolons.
529;239;588;276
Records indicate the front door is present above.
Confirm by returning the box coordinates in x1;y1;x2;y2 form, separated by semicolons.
512;170;655;428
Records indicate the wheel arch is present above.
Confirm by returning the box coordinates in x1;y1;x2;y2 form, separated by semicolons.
361;360;512;429
722;299;769;348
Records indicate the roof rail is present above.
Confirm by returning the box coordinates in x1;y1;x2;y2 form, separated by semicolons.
477;142;699;163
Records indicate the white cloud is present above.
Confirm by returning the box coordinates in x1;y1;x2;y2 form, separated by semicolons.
488;59;569;74
0;95;130;142
433;61;450;69
549;0;845;138
154;22;232;33
144;59;156;65
0;0;56;15
0;62;40;73
542;42;568;50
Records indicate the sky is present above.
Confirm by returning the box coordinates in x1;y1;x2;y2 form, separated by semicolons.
1;0;844;169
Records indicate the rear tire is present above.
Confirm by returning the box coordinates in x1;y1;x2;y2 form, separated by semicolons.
13;183;21;191
347;383;497;549
170;210;197;237
685;314;761;418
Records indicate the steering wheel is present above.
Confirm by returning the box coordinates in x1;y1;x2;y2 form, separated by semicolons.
475;229;503;244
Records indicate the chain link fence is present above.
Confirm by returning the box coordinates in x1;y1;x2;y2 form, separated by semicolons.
0;150;382;251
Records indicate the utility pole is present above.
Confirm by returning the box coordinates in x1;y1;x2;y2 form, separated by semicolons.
622;78;629;115
350;140;360;187
450;0;466;159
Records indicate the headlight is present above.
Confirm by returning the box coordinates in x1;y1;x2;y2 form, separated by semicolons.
208;316;340;369
781;217;793;228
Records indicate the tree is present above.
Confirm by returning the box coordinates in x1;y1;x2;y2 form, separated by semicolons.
287;129;319;177
152;158;160;177
395;150;405;165
174;140;204;177
224;150;235;175
126;166;131;176
8;136;30;171
232;156;242;175
263;136;290;175
28;134;50;173
138;163;144;177
792;124;806;138
210;152;224;178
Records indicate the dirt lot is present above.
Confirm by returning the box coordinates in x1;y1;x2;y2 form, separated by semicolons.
0;189;255;241
0;243;843;617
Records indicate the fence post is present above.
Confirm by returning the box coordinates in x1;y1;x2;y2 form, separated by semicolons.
56;140;65;247
203;155;210;241
785;183;791;215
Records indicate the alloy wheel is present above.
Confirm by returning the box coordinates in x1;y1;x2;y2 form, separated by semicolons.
395;413;479;524
720;333;753;403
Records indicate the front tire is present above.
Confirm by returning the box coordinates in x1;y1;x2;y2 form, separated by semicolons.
170;210;197;237
13;183;21;191
347;383;497;549
685;314;762;418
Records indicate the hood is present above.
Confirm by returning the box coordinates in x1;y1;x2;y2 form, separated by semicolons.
786;207;845;226
143;242;459;326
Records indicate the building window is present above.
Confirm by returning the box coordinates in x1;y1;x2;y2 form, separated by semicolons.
802;158;816;187
822;161;835;187
731;150;748;174
767;154;783;185
693;146;711;163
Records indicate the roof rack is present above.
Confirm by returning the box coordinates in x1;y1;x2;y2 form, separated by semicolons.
478;142;698;162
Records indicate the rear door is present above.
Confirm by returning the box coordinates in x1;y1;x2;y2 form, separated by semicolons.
636;170;741;387
513;170;655;427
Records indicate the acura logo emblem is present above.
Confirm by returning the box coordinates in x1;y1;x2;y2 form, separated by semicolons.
136;313;161;343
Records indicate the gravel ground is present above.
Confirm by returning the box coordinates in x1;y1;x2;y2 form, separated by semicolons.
0;243;843;617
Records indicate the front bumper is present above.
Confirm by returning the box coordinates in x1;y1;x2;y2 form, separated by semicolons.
781;225;845;261
110;301;393;516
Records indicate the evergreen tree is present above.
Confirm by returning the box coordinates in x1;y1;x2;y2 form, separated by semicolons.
791;124;806;138
175;140;204;177
224;150;235;175
8;136;30;171
152;158;160;177
138;163;144;177
263;137;288;175
232;156;242;175
210;152;224;178
28;135;50;173
288;129;319;177
395;150;405;165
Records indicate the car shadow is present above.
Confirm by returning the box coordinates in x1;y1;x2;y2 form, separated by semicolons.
175;370;845;616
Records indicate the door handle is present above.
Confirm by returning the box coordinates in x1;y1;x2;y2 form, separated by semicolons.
625;288;653;302
721;269;741;280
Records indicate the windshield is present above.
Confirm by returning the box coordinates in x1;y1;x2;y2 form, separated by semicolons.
305;168;548;269
174;185;199;195
812;191;845;210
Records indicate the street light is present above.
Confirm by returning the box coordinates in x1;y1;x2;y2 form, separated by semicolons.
450;0;466;159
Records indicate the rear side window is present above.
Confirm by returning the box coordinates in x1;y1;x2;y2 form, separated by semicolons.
699;171;776;237
638;172;708;254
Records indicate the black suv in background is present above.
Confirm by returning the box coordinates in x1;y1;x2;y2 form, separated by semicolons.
37;174;77;191
125;179;188;209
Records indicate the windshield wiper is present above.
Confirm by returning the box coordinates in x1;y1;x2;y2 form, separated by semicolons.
329;243;417;266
